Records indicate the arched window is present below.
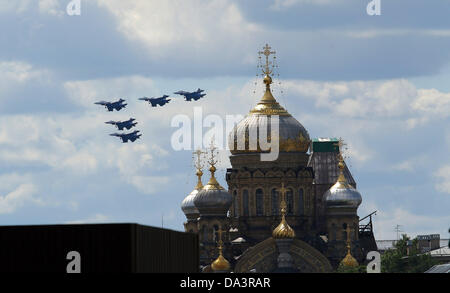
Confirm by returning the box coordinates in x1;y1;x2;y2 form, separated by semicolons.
342;223;348;241
213;224;219;242
202;226;208;242
256;189;264;216
243;189;249;216
271;188;279;215
298;188;304;215
331;223;336;241
286;188;293;215
233;190;238;217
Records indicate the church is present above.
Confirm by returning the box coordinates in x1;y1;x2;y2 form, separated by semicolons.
181;45;377;273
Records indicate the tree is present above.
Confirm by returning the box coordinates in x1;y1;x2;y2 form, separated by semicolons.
336;263;366;273
381;234;438;273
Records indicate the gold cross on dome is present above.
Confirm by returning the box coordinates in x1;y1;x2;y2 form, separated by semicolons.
208;139;218;167
345;226;352;243
217;226;227;247
333;138;347;162
279;182;287;213
258;44;276;75
193;149;205;170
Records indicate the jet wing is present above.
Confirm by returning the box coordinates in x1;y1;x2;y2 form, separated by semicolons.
174;90;190;95
95;101;109;105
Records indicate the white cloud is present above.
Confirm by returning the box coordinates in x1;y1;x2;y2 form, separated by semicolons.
0;0;64;16
284;78;450;124
64;75;157;108
65;213;110;224
434;165;450;194
0;183;41;214
391;154;430;173
62;152;98;174
38;0;63;16
270;0;340;10
0;0;31;13
412;88;450;117
0;61;48;85
97;0;260;49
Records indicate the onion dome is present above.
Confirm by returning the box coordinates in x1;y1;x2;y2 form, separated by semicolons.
340;250;358;267
211;229;230;272
272;183;296;239
340;230;359;268
324;155;362;209
228;57;310;154
181;170;202;220
211;253;230;272
193;165;232;217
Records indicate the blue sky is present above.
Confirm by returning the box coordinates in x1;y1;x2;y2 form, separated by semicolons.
0;0;449;240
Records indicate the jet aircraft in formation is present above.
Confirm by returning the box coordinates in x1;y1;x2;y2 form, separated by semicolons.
105;118;137;131
139;95;171;107
174;88;206;101
94;98;127;112
110;130;141;143
95;88;206;143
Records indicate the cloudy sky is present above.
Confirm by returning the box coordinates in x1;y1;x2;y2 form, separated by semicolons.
0;0;449;240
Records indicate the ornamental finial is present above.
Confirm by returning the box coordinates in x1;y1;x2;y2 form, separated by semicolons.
211;225;230;272
272;182;295;239
204;139;223;189
207;139;218;169
340;226;358;267
193;149;205;190
258;43;276;76
333;138;349;185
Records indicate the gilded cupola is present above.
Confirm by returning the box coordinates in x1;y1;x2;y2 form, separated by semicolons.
228;44;310;155
272;183;296;239
211;227;230;272
193;144;232;217
340;226;359;268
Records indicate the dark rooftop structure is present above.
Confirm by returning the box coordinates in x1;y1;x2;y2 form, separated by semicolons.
424;263;450;273
0;223;199;273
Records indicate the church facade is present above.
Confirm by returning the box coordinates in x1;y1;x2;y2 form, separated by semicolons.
181;45;376;273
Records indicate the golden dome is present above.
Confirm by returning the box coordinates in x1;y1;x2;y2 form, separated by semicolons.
211;253;230;272
272;217;296;239
228;76;310;154
272;183;296;239
340;225;359;268
211;226;230;272
340;251;359;268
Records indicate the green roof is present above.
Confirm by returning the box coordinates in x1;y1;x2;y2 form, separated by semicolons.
312;137;339;153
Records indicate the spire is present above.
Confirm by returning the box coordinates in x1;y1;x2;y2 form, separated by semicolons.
272;183;295;239
340;226;359;267
334;138;351;188
259;43;276;100
203;140;224;191
250;44;289;116
193;149;204;190
211;226;230;272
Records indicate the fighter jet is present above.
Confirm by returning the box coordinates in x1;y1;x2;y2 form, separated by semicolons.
139;95;171;107
94;98;127;111
110;130;142;143
173;88;206;101
105;118;137;130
